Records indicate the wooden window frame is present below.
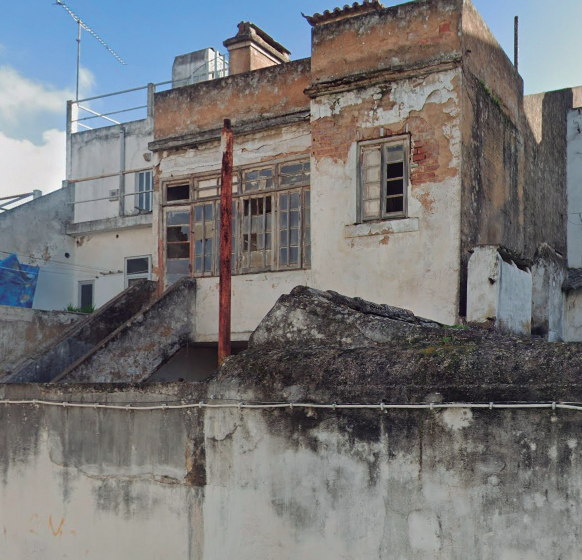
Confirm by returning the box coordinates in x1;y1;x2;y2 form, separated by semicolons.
162;157;311;281
358;135;410;223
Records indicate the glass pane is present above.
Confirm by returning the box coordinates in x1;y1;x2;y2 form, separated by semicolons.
386;144;404;163
280;194;288;210
290;228;299;245
167;226;190;242
291;192;300;209
281;163;303;175
126;257;149;275
280;247;288;265
364;200;380;219
204;203;213;220
364;148;381;167
365;167;381;182
245;170;258;181
365;184;380;200
167;184;190;201
387;162;404;180
386;196;404;214
386;178;404;196
194;239;203;257
289;246;299;265
280;230;288;246
194;256;203;273
167;211;190;226
290;211;299;227
194;206;203;222
167;260;189;275
167;243;190;259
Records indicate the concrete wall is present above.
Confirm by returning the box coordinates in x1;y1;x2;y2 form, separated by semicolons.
70;119;153;223
310;65;462;325
567;106;582;268
0;187;76;311
73;227;154;309
467;246;532;334
531;245;566;341
564;290;582;342
0;306;80;376
3;382;582;559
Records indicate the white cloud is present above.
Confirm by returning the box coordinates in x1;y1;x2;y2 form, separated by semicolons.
0;66;73;127
0;129;65;200
0;65;95;143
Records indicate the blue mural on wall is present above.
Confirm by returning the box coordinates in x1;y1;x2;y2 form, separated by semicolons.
0;254;39;308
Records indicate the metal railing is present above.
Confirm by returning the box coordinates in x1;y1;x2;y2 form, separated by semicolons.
0;191;42;212
69;53;229;131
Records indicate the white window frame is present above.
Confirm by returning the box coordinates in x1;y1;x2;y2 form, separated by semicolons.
358;136;410;223
125;255;152;288
136;170;153;213
78;280;95;309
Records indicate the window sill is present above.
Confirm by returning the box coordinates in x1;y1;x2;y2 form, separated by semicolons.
344;217;419;239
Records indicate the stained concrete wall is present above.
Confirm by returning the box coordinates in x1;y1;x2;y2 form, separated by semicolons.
467;246;532;334
0;187;76;311
3;380;582;559
0;306;80;376
70;119;153;224
531;245;566;341
567;105;582;268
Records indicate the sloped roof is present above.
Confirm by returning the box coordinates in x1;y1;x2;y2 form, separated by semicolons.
303;1;384;26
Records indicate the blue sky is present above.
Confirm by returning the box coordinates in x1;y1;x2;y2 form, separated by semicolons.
1;0;581;197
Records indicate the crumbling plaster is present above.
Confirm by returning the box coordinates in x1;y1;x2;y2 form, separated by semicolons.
310;68;462;325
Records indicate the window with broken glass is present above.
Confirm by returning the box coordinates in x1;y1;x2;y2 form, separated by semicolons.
163;159;310;284
358;137;409;222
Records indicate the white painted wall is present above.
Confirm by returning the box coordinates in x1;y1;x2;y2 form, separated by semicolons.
73;227;154;308
70;119;153;223
310;69;462;325
467;246;532;335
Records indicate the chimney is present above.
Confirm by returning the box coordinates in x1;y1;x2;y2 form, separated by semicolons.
224;22;290;75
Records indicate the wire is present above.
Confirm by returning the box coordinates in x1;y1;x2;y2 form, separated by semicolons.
0;250;117;275
0;399;578;413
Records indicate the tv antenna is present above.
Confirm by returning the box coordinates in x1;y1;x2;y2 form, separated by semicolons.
54;0;126;101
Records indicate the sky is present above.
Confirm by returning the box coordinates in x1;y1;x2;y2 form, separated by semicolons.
1;0;581;200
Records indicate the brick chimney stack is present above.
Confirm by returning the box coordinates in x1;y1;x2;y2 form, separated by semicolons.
224;22;290;75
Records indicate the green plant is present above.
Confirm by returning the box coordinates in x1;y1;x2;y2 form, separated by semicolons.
65;303;95;314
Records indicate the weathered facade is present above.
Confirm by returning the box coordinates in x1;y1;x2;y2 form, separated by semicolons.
4;288;582;558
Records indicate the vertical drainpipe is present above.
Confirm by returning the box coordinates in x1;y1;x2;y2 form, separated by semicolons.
119;127;126;217
218;119;234;366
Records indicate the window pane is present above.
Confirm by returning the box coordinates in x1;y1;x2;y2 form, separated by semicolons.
126;257;149;275
80;283;93;308
386;196;404;214
204;203;213;220
386;178;404;196
364;148;381;167
167;184;190;201
167;259;189;275
387;162;404;180
365;167;381;182
364;200;380;218
167;243;190;259
167;211;190;226
365;184;381;200
167;226;190;242
386;144;404;163
280;247;288;265
289;247;299;265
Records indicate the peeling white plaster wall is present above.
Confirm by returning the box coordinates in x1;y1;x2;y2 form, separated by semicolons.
467;246;532;335
310;68;462;325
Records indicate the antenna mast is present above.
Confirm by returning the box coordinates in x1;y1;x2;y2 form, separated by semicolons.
54;0;126;101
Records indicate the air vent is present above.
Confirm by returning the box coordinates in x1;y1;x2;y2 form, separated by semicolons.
109;189;119;201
